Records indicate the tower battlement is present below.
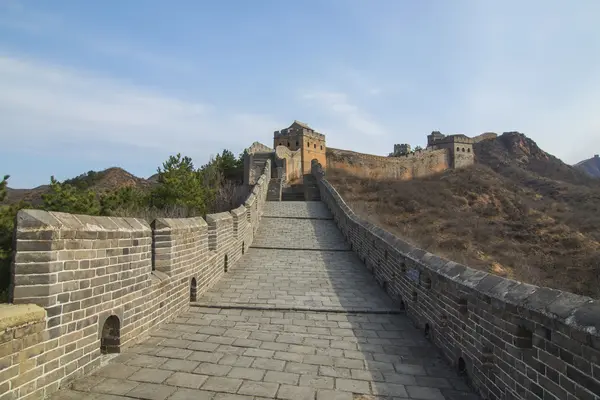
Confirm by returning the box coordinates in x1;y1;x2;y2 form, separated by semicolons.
273;121;326;175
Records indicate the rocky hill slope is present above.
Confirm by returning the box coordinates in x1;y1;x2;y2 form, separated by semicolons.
327;132;600;297
575;154;600;178
4;167;154;206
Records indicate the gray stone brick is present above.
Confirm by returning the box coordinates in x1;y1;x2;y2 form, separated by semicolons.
90;378;139;395
335;378;371;394
128;368;173;384
319;366;351;379
218;355;254;367
93;363;139;379
299;375;335;389
159;359;199;373
316;389;353;400
252;357;286;371
201;376;243;393
371;381;408;397
194;363;232;376
126;383;177;400
165;372;207;389
227;367;265;381
168;388;215;400
285;362;319;375
394;363;427;376
406;385;446;400
263;371;299;385
156;347;193;360
273;351;304;363
237;380;279;397
276;384;316;400
243;348;274;358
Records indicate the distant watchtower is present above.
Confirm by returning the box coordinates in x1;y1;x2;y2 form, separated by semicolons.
427;131;474;168
274;121;326;175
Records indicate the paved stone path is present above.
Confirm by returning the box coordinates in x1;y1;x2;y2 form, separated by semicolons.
51;201;480;400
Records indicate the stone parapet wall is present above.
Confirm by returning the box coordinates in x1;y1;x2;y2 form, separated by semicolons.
312;159;600;400
245;141;273;155
1;160;271;400
0;304;47;398
327;147;450;180
275;145;302;182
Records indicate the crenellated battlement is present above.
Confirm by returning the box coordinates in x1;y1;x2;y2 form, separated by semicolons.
2;160;272;400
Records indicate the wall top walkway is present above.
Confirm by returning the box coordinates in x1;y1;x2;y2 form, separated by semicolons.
311;158;600;400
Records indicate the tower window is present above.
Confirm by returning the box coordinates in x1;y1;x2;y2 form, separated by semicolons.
296;141;299;146
320;146;323;150
287;142;290;147
314;144;316;149
456;147;460;151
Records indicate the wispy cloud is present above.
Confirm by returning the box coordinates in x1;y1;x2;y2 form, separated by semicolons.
0;55;280;162
301;91;388;137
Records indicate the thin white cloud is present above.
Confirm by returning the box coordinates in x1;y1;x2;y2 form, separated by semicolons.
302;91;388;138
0;55;280;160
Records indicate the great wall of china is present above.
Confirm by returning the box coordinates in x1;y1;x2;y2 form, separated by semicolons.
1;121;599;400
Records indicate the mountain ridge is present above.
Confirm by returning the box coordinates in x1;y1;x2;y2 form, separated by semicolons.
326;131;600;297
575;154;600;178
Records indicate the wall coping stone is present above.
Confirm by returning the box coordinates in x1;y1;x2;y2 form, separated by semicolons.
244;194;256;208
152;217;208;232
312;160;600;338
206;212;233;223
17;209;151;232
230;206;246;217
0;304;46;331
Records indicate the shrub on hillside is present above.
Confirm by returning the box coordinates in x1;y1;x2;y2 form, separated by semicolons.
0;175;29;302
0;150;249;301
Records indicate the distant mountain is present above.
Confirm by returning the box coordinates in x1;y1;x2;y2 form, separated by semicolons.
328;131;600;297
575;154;600;178
4;167;154;206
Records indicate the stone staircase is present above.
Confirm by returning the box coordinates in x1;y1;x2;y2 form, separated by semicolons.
281;184;305;201
280;175;321;201
303;174;321;201
266;178;282;201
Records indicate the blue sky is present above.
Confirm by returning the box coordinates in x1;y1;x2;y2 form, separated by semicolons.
1;0;599;188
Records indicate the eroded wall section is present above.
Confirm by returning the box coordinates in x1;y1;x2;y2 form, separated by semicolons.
327;147;450;180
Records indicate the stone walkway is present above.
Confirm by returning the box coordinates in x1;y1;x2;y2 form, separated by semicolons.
50;202;480;400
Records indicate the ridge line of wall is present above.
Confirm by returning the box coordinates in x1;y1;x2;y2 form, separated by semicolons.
311;159;600;400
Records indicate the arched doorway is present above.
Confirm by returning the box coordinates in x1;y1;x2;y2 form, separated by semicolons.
190;278;197;302
101;315;120;354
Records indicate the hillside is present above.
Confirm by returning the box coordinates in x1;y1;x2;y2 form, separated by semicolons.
575;154;600;178
327;132;600;297
4;167;154;205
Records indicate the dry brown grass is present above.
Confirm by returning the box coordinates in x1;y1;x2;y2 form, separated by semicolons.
327;164;600;298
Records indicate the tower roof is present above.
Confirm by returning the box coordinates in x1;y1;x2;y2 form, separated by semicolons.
291;120;312;130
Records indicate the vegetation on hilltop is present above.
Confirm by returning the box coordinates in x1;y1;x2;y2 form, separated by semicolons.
0;149;247;302
327;132;600;297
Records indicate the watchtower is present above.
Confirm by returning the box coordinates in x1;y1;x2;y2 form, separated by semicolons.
427;131;474;169
391;143;411;156
274;121;326;175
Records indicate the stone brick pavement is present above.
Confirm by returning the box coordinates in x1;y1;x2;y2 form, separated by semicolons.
49;201;479;399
